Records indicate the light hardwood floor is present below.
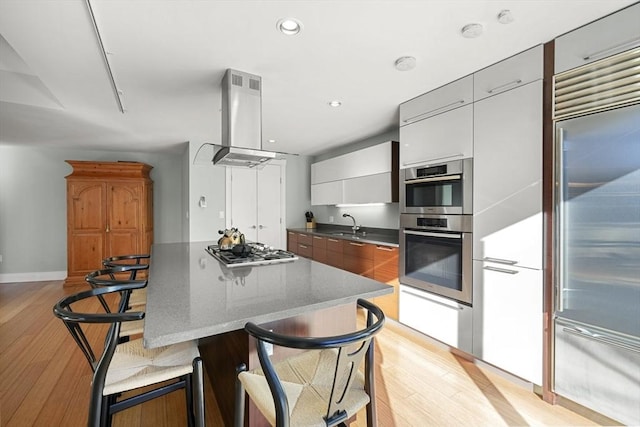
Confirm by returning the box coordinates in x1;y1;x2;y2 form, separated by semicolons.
1;281;602;426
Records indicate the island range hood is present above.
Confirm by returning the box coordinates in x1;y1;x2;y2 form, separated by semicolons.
213;69;277;168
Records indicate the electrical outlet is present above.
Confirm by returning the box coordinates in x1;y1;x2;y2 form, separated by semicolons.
219;211;225;219
0;254;3;263
329;216;334;223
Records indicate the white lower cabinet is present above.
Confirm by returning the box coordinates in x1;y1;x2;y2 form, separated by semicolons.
399;285;473;353
472;260;542;384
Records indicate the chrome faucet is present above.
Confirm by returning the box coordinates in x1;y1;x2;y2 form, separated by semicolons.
342;213;360;234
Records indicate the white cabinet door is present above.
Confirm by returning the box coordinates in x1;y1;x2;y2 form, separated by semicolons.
399;103;473;168
399;285;473;353
399;75;473;125
474;45;543;102
343;172;392;204
473;80;542;269
555;3;640;74
311;181;343;206
472;260;542;384
228;164;283;248
312;141;394;184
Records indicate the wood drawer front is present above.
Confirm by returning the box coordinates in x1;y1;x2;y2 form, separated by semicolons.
326;238;344;253
344;254;374;278
312;235;327;249
343;241;374;259
297;243;313;258
373;245;399;283
297;233;313;246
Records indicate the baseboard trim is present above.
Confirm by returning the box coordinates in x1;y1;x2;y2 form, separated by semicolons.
0;271;67;283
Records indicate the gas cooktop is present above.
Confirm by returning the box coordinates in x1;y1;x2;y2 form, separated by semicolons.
205;243;298;267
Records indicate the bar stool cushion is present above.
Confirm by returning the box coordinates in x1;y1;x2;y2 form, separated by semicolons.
104;338;200;396
239;348;369;426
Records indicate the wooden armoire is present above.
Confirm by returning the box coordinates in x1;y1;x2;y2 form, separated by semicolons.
65;161;153;286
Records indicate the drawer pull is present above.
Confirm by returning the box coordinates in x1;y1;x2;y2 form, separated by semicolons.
400;289;463;310
483;257;518;265
402;153;463;167
349;242;365;247
298;233;308;237
376;246;395;251
487;79;522;94
582;37;640;61
313;236;324;239
328;238;340;242
403;99;465;124
299;244;309;249
484;266;518;275
562;326;640;353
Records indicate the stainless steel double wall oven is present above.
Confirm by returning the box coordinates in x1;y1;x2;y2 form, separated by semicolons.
399;158;473;305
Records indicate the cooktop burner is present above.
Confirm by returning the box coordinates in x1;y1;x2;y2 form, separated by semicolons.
205;242;298;267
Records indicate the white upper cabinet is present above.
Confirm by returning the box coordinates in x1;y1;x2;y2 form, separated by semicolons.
312;141;395;184
399;75;473;125
399;76;473;168
311;181;343;206
474;45;543;102
555;3;640;74
311;141;398;205
399;104;473;168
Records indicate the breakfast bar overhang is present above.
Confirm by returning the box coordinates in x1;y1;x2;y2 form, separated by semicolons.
143;241;393;426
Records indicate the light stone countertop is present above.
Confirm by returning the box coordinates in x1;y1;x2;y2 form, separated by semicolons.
143;241;393;348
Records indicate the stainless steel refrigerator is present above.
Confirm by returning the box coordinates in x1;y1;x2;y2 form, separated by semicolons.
554;102;640;425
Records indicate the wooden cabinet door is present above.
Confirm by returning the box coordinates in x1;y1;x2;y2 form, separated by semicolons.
326;238;344;269
106;182;142;257
372;245;399;320
343;242;374;278
67;181;106;276
312;236;327;264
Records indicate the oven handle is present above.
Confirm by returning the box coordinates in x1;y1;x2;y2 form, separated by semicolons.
402;229;461;239
404;174;461;185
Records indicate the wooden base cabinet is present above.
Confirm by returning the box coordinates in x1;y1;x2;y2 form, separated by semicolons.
371;245;399;320
65;161;153;286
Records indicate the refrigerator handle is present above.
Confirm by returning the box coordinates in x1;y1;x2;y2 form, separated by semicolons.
555;127;565;313
562;326;640;354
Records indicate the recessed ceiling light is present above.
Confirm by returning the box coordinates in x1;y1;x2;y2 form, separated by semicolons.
277;18;302;36
329;100;342;107
461;23;484;38
395;56;417;71
267;139;276;143
497;10;514;24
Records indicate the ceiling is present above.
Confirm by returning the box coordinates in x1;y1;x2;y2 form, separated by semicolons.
0;0;636;157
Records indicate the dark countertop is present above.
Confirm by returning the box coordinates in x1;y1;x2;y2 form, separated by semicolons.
288;225;399;247
143;241;393;348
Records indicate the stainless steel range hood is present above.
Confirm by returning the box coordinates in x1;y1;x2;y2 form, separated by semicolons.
213;69;277;168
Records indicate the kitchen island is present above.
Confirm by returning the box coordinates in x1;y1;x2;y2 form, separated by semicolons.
144;241;392;426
